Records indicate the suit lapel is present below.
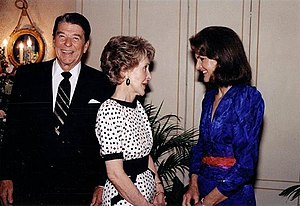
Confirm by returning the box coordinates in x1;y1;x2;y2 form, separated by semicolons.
70;64;90;109
42;61;54;105
40;60;56;121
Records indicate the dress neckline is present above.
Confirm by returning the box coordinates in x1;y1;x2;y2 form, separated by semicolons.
210;86;233;122
111;98;137;108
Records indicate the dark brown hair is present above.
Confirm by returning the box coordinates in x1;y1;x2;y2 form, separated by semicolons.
52;12;91;43
190;26;252;87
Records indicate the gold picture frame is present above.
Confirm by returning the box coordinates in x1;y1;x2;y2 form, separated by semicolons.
7;28;45;68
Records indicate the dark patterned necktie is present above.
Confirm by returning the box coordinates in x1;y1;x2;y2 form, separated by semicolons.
54;72;72;135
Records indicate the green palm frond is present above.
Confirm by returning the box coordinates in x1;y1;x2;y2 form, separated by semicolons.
152;128;198;163
279;184;300;201
144;102;198;194
157;153;190;186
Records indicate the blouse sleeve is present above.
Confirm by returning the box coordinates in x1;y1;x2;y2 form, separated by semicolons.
189;135;204;176
217;88;265;197
95;101;124;160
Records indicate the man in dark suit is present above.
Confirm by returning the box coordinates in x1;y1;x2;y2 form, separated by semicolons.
0;13;113;205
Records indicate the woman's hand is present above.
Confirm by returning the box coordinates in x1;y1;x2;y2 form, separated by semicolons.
152;179;166;206
148;156;166;206
182;174;200;206
182;185;200;206
201;187;227;206
153;193;166;206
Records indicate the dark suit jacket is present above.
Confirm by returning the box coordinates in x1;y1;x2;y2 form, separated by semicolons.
0;59;114;204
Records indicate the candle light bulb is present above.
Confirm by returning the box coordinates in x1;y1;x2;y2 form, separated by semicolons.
2;39;8;61
2;39;8;47
19;42;24;49
26;37;33;64
27;37;32;47
19;42;24;64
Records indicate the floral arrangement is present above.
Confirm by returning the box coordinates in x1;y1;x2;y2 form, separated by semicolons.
0;47;14;142
0;47;8;72
0;47;14;96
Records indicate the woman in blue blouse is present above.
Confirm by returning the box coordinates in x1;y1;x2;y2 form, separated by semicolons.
182;26;265;206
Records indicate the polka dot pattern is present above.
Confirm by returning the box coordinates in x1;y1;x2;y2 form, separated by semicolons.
95;99;155;205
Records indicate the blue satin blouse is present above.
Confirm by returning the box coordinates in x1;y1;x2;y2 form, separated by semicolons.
190;84;265;205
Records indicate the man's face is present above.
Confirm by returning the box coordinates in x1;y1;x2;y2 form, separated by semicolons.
53;22;89;71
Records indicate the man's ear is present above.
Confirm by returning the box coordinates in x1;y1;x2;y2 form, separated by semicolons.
83;40;90;54
53;38;56;48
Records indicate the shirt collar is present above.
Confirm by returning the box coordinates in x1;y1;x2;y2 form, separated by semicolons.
52;59;81;78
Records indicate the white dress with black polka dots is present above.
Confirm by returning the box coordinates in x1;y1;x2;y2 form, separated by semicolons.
95;98;155;206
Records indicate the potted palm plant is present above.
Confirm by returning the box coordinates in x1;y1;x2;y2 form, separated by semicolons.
279;184;300;201
144;102;198;205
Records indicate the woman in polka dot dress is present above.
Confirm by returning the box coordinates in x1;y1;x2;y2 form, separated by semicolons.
95;36;166;206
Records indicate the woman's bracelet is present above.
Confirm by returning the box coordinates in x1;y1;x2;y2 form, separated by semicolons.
200;197;205;206
94;185;104;190
154;191;164;197
155;181;163;186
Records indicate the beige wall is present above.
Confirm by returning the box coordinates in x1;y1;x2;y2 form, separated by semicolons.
1;0;299;205
0;0;77;60
77;1;300;205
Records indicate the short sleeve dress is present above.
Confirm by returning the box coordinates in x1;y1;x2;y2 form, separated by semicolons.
190;85;265;206
95;98;155;206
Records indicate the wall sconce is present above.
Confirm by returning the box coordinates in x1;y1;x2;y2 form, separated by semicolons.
7;0;45;68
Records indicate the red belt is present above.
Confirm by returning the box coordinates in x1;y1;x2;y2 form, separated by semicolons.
202;156;236;167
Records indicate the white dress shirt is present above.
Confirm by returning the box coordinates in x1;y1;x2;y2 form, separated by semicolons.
52;60;81;110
